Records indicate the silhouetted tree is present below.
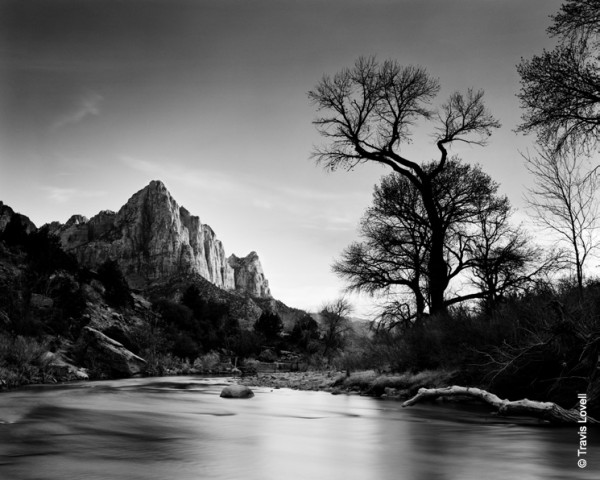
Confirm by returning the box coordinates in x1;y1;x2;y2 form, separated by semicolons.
335;160;549;320
517;0;600;152
309;56;500;315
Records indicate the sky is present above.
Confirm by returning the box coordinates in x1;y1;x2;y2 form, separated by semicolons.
0;0;565;316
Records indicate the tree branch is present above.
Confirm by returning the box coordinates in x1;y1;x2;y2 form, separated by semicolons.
403;385;597;424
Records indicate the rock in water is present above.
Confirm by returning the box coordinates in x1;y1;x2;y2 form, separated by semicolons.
220;384;255;399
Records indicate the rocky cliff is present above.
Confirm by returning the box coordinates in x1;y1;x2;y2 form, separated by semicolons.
228;252;271;298
48;180;271;297
0;201;37;235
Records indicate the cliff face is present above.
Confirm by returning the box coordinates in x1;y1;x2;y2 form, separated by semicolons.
0;201;37;235
228;252;271;298
49;180;271;297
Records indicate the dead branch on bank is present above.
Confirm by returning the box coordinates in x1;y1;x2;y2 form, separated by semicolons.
402;385;597;424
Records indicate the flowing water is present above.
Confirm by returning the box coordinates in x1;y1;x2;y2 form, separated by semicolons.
0;376;598;480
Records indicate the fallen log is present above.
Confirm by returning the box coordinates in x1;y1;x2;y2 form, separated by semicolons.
402;386;598;424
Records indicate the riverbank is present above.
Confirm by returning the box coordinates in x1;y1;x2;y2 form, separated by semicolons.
240;368;458;398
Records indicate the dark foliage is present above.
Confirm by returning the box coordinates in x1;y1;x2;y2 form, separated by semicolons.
254;311;283;342
0;215;29;247
290;314;320;349
45;274;88;338
366;278;600;409
517;0;600;151
181;284;231;352
226;328;263;359
152;299;199;359
98;260;133;308
26;227;79;275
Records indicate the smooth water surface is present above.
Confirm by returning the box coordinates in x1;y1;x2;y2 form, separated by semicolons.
0;376;597;480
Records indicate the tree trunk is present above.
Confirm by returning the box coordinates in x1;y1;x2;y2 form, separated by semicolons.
423;191;448;315
402;386;597;424
428;251;447;315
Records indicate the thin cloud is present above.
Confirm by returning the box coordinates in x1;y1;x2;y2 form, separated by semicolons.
44;186;106;204
119;155;361;229
274;185;369;203
119;155;160;174
52;92;103;130
119;155;257;196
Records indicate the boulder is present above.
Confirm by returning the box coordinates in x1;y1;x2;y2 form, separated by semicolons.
220;384;255;399
39;351;89;380
81;326;146;377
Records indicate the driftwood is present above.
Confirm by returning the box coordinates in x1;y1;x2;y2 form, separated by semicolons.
402;386;598;424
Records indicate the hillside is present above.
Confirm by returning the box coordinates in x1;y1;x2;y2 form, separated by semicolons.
0;183;313;387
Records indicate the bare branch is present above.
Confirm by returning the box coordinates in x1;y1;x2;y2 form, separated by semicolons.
403;385;597;424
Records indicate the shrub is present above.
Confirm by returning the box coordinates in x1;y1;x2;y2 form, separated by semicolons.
193;351;221;372
258;349;278;363
0;334;50;387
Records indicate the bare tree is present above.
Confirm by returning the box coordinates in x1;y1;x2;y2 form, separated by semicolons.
517;0;600;152
334;171;429;321
524;145;600;293
319;298;354;362
467;195;561;313
335;160;549;320
309;57;500;315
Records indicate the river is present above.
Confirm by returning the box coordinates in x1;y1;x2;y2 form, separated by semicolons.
0;376;597;479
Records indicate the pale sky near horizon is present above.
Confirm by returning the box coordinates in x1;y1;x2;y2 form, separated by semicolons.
0;0;564;316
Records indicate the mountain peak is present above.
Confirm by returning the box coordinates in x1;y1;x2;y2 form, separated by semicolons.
147;179;167;191
49;181;271;298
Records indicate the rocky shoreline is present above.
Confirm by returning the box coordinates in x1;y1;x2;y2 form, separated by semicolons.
239;369;457;399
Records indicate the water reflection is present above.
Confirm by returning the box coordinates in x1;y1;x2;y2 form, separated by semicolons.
0;377;597;480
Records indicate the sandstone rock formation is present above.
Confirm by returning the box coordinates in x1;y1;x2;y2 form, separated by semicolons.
49;180;271;297
81;326;146;377
228;251;271;298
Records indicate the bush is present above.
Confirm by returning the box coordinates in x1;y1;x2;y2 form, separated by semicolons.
193;351;221;372
258;349;278;363
0;334;50;387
